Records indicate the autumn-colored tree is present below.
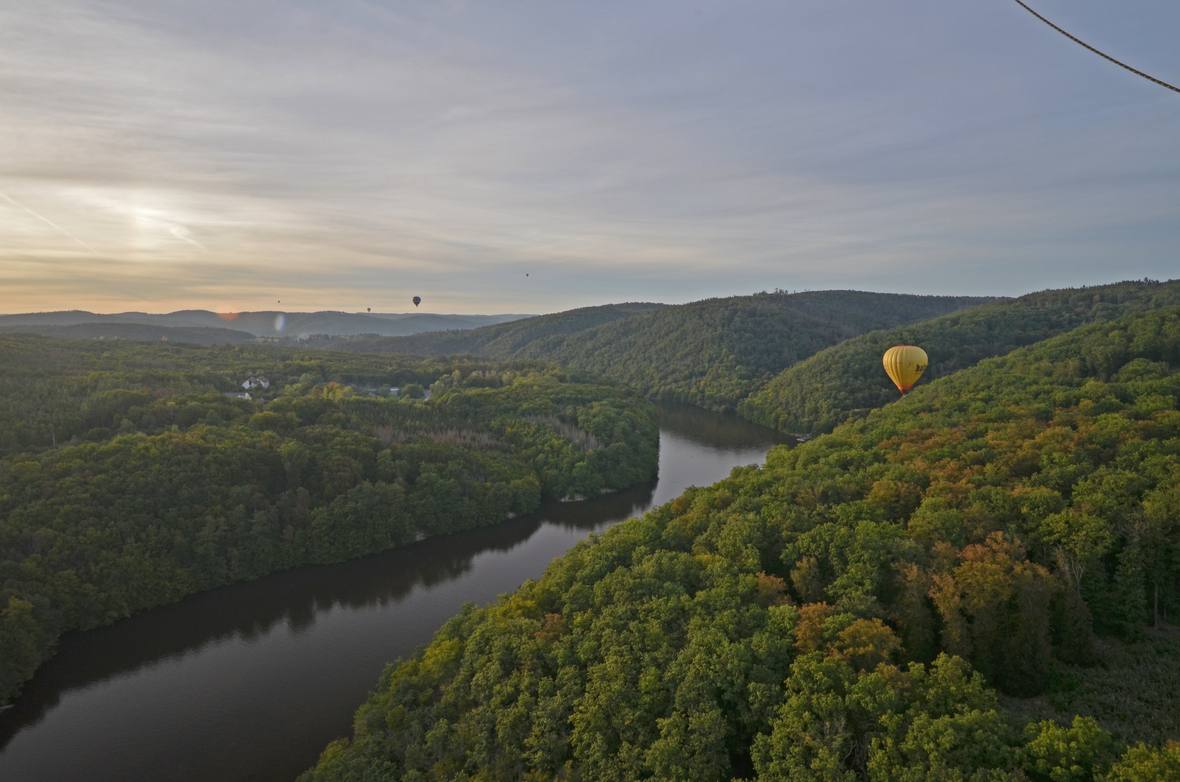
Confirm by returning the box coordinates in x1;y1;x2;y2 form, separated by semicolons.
930;533;1055;694
832;618;901;671
790;556;826;603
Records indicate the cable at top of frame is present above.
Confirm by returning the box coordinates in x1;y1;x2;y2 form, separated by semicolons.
1011;0;1179;95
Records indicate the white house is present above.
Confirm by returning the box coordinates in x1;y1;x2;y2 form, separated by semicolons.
242;376;270;391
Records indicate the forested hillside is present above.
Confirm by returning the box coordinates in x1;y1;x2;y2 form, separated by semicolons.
742;279;1180;434
0;337;658;704
339;291;988;411
336;302;666;357
0;336;516;454
305;307;1180;782
0;322;257;345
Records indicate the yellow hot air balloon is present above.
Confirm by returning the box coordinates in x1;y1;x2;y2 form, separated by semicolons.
883;345;928;395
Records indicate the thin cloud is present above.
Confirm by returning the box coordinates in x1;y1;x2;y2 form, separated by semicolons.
0;190;98;254
0;1;1177;313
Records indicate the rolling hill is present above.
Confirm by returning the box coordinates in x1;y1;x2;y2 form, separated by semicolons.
303;305;1180;782
337;302;667;356
0;336;658;703
335;291;990;411
740;279;1180;434
0;322;257;345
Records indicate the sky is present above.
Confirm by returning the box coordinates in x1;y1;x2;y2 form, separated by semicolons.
0;1;1177;315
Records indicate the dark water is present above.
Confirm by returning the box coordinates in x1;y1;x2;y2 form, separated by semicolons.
0;405;784;782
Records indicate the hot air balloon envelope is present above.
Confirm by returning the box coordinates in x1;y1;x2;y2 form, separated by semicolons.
883;345;928;394
412;296;421;307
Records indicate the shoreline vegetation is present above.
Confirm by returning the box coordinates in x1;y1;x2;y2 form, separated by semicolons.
741;280;1180;435
302;303;1180;781
2;281;1178;781
328;281;1179;438
330;290;992;412
0;338;658;704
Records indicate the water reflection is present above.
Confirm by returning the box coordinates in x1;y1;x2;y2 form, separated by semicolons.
0;405;783;782
654;402;786;448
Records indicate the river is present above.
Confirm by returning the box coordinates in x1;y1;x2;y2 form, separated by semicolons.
0;404;785;781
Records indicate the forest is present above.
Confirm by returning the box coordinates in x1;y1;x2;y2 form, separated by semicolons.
303;306;1180;781
336;291;988;411
0;337;658;704
742;279;1180;435
342;281;1180;440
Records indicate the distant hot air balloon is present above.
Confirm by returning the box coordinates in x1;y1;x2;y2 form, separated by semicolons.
412;296;421;307
883;345;928;395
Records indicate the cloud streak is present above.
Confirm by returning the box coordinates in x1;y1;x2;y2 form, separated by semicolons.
0;190;98;254
0;1;1177;313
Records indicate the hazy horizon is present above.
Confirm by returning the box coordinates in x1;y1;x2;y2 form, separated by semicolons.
0;306;538;316
6;276;1178;318
2;1;1177;314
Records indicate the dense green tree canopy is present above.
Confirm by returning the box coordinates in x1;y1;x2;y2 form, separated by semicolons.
741;279;1180;435
337;291;987;411
0;337;658;704
304;307;1180;781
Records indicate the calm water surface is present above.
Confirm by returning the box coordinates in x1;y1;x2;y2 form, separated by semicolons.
0;405;784;781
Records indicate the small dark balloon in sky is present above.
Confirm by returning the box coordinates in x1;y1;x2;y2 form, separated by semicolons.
0;1;1177;312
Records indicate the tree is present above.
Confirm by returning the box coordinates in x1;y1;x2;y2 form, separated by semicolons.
832;618;901;672
1104;741;1180;782
753;654;1017;782
1021;717;1116;782
929;534;1055;695
893;564;937;662
1141;486;1180;627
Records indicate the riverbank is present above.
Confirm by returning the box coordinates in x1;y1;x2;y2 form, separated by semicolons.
0;405;784;781
0;339;661;706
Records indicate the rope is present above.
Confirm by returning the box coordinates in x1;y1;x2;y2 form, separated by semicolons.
1011;0;1180;95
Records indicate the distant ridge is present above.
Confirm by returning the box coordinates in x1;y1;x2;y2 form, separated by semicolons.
333;291;993;410
0;322;256;345
740;278;1180;433
334;302;667;356
302;303;1180;782
0;310;531;339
